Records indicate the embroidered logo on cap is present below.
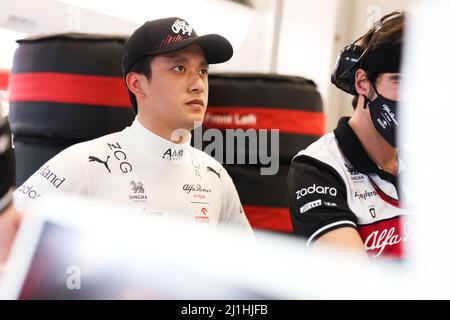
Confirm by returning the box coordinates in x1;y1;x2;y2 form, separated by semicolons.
160;19;195;47
171;19;193;36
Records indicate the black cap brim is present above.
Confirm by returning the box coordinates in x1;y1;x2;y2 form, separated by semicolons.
148;34;233;64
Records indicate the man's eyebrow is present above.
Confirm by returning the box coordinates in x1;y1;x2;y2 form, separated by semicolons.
163;55;208;67
389;74;401;81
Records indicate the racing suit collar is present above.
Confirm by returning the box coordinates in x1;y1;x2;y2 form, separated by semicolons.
129;118;191;162
333;117;397;185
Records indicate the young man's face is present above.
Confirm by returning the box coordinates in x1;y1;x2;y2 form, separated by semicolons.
373;72;401;101
139;44;209;134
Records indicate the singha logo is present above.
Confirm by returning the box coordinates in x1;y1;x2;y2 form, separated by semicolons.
130;181;144;193
344;162;359;176
344;162;365;183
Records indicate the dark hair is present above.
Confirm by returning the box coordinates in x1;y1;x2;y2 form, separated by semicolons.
126;55;153;113
351;11;405;109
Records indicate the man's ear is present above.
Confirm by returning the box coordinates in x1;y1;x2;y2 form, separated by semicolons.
354;68;371;97
126;72;146;99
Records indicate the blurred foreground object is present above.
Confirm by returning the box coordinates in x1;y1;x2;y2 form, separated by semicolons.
0;193;420;299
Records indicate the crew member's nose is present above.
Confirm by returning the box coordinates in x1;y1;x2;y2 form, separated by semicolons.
188;72;206;94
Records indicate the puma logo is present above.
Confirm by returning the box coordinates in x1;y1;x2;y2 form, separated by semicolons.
206;166;220;179
89;155;111;173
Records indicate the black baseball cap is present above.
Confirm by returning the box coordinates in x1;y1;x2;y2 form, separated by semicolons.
122;17;233;114
122;17;233;76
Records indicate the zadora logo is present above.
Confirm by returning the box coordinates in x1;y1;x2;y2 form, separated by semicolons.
296;184;337;200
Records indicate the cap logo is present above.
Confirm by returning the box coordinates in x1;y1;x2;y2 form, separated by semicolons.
171;19;193;36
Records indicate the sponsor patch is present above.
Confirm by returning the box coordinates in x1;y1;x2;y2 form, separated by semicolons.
300;199;322;213
296;184;337;200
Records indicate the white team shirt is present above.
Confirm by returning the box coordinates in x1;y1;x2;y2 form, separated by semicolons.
14;118;253;233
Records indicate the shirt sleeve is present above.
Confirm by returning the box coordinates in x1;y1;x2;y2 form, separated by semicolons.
13;145;89;212
287;155;357;246
219;168;254;236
